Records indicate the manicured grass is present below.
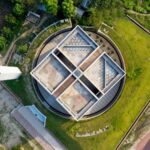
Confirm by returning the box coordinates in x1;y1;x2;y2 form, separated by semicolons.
5;17;150;150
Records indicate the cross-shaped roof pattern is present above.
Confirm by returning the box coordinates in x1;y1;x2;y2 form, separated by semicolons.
31;25;125;121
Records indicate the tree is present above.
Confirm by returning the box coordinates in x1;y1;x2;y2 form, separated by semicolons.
11;0;36;7
41;0;58;16
0;36;6;51
93;0;123;9
2;27;13;40
124;1;136;9
62;0;76;18
24;0;36;6
18;44;28;54
5;14;18;26
13;3;25;16
93;0;112;8
11;0;22;3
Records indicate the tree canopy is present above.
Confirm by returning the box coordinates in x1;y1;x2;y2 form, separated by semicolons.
13;3;25;16
18;44;28;54
41;0;58;16
92;0;123;8
23;0;36;6
62;0;76;18
124;0;150;13
5;14;18;26
2;27;13;40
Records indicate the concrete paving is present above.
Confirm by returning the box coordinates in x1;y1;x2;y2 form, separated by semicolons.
12;106;66;150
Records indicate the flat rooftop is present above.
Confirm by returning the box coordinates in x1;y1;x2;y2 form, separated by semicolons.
58;26;98;66
32;54;70;92
84;53;125;93
31;25;125;121
59;81;97;117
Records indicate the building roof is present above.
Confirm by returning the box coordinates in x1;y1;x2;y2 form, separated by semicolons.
31;26;125;121
26;11;40;24
27;105;47;127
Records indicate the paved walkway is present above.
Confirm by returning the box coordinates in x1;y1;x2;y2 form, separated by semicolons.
12;106;65;150
11;106;66;150
1;83;66;150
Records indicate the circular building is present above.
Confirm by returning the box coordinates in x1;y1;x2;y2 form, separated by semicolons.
31;25;126;121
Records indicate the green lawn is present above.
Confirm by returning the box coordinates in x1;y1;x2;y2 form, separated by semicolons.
5;17;150;150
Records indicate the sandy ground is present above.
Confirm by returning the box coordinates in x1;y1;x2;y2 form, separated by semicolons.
0;84;42;150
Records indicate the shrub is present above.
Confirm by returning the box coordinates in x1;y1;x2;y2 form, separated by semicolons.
18;44;28;54
134;5;146;13
124;1;136;10
5;14;18;26
2;27;13;40
0;36;7;51
127;68;142;80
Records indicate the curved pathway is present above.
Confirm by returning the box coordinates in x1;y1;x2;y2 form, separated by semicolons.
2;28;34;65
2;15;48;65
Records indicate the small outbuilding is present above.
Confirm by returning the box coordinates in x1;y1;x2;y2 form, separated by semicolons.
26;11;40;24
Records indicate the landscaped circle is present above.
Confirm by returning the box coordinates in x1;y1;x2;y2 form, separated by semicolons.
31;26;126;121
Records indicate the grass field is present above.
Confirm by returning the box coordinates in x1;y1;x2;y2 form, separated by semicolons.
5;17;150;150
